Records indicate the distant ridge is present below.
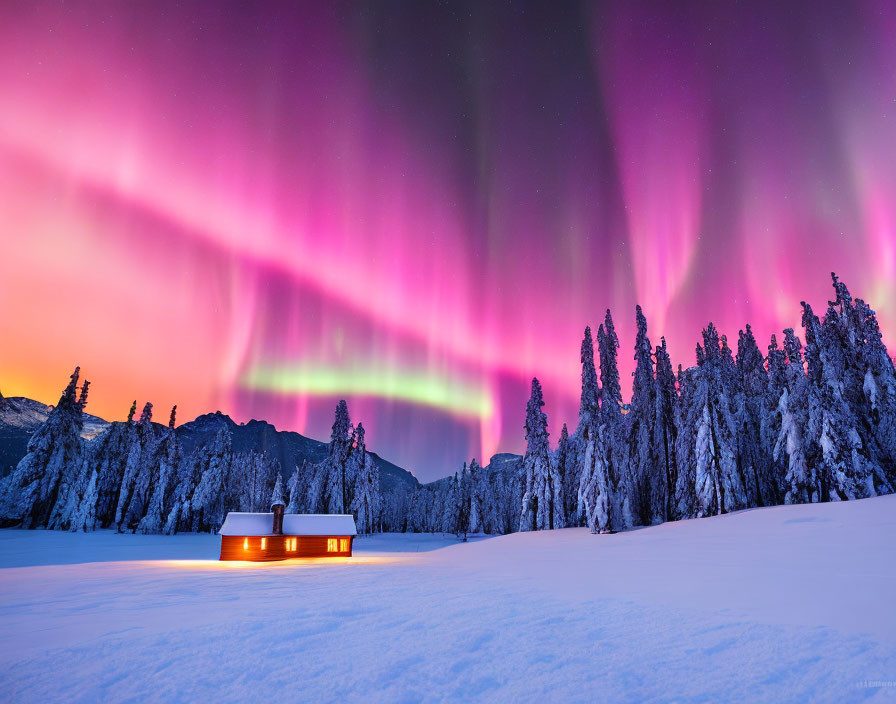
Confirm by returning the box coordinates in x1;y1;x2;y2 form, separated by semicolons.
0;397;419;495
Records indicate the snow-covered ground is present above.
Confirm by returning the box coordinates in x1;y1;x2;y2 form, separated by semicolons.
1;498;895;703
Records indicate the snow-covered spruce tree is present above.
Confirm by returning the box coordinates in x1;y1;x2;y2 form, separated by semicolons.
856;297;896;479
627;306;659;524
519;378;563;531
187;429;235;532
557;327;600;525
380;486;409;532
47;453;93;531
115;402;158;531
136;419;183;534
236;450;276;513
653;338;679;521
90;416;135;529
164;450;203;534
808;302;889;500
825;276;895;493
286;461;306;513
761;334;787;504
577;408;612;534
734;325;771;506
576;322;614;534
304;460;327;514
46;377;94;531
405;488;424;533
555;424;577;527
468;458;493;534
0;367;85;528
324;400;353;514
598;311;631;529
691;324;747;517
68;465;98;532
773;327;817;504
350;423;381;534
457;462;472;539
576;326;601;437
673;364;699;518
270;472;285;508
572;327;601;527
442;471;460;534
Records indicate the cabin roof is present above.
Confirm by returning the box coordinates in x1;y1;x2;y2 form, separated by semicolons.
219;512;358;537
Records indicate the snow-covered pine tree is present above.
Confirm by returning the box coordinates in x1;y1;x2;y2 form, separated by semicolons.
324;401;353;514
168;405;177;429
405;488;423;532
235;450;272;513
734;325;770;506
774;327;817;504
555;424;577;527
77;379;90;411
673;364;698;518
0;367;85;528
350;423;380;534
136;422;183;534
692;324;747;517
653;338;679;521
69;465;98;532
164;449;201;534
286;461;305;513
187;429;235;532
808;302;888;500
577;409;611;533
304;461;327;514
442;472;460;534
856;297;896;480
115;402;157;531
598;311;631;529
572;327;600;526
576;326;600;437
467;458;483;533
90;417;134;529
577;322;614;534
47;376;94;530
457;462;472;540
628;306;658;524
762;335;788;502
519;378;562;531
270;472;285;508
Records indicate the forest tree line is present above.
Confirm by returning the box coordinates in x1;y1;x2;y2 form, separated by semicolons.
408;273;896;536
1;273;894;538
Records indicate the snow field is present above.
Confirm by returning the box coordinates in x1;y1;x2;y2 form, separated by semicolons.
1;496;895;703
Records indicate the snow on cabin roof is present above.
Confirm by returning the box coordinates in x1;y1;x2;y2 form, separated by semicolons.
219;512;357;537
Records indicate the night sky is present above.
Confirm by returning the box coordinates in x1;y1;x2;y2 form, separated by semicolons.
2;1;894;481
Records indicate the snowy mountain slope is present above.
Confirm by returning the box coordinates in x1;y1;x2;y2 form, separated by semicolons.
0;495;893;702
0;396;109;475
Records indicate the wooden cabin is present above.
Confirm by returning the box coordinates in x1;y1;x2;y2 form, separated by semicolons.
219;507;357;561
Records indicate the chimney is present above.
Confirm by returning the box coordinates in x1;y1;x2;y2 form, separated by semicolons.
272;503;284;535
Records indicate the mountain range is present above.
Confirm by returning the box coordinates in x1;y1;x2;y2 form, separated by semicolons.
0;396;421;495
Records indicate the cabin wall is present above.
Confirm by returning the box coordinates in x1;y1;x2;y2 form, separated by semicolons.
220;535;353;561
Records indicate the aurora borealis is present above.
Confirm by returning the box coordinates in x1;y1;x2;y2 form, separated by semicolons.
1;1;894;480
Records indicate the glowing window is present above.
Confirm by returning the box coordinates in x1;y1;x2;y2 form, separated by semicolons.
340;539;349;552
243;538;248;550
288;538;296;551
327;538;338;552
261;537;266;550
